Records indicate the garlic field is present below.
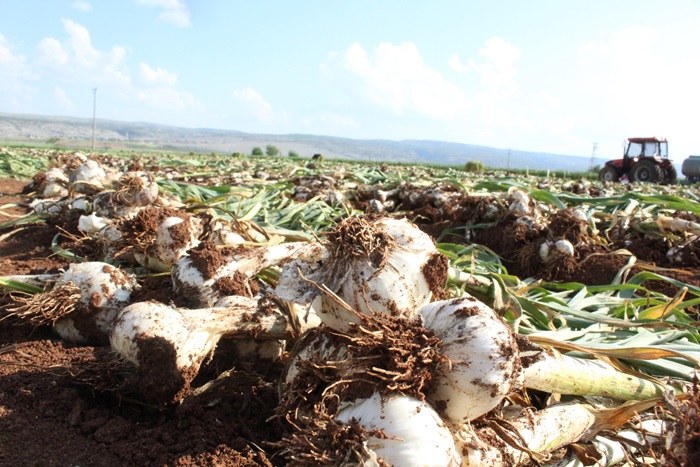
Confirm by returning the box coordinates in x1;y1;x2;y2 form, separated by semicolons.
1;146;700;466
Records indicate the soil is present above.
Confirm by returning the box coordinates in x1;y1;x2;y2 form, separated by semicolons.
0;178;282;466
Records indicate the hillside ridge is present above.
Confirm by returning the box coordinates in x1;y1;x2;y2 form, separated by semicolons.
0;111;603;171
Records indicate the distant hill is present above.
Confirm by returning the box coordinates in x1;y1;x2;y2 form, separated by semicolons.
0;112;605;171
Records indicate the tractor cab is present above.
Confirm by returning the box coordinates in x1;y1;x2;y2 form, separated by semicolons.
625;137;668;160
599;137;677;183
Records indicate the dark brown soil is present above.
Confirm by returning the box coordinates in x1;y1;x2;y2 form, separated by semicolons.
0;179;282;466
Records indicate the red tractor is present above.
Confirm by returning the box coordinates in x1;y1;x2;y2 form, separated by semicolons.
598;137;677;183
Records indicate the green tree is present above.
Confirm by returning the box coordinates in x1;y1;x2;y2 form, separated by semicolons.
464;160;485;173
266;145;280;157
288;150;300;158
251;146;263;156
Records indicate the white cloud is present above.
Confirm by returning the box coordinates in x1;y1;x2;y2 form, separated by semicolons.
53;86;75;112
338;41;467;119
451;36;521;98
137;87;195;111
232;87;274;121
136;62;196;112
0;34;33;78
135;0;191;27
36;19;130;87
0;34;36;109
36;37;69;66
70;1;92;12
139;62;178;86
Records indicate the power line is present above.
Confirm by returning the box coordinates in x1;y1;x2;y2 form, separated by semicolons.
91;88;97;150
590;142;598;170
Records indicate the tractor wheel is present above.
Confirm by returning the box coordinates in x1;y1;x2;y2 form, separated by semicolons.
599;165;619;182
664;165;678;184
630;159;663;183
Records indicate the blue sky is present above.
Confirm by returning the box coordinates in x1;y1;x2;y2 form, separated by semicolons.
1;1;699;162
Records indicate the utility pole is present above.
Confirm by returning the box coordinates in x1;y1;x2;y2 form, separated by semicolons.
91;88;97;151
507;149;511;170
590;142;598;170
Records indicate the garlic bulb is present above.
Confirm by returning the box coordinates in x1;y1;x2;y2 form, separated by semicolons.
113;171;159;207
30;198;65;217
274;257;324;328
110;297;294;402
335;392;460;467
95;224;129;263
515;215;539;233
41;167;70;198
157;217;200;266
554;239;575;256
78;213;110;234
70;159;107;193
539;240;552;262
90;191;142;219
133;215;203;272
209;221;247;246
48;262;135;343
571;207;588;222
322;217;445;331
276;216;448;333
508;189;531;216
69;196;90;212
419;296;522;422
282;328;348;388
539;239;575;262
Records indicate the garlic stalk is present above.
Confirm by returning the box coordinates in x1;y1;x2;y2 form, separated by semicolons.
0;273;62;290
453;400;662;467
334;392;461;467
172;241;325;307
545;418;664;467
447;267;491;287
419;295;523;423
214;294;319;361
522;347;667;400
657;214;700;236
109;296;295;403
453;404;596;466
